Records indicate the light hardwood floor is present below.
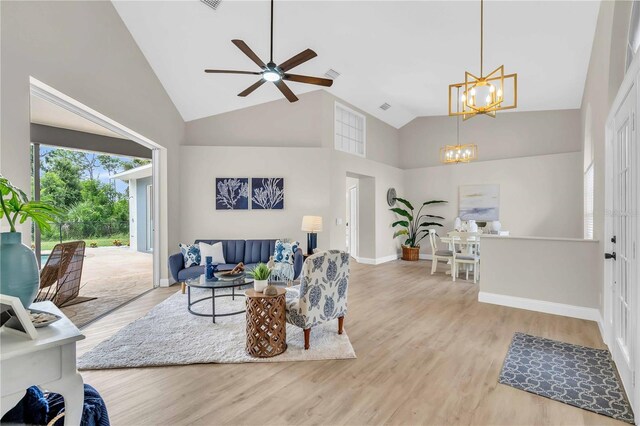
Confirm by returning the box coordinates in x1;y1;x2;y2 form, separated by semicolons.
78;260;622;425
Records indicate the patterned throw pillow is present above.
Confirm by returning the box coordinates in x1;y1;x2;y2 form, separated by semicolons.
273;240;300;265
179;243;201;268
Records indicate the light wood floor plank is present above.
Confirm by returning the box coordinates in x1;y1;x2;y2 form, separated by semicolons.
78;260;623;425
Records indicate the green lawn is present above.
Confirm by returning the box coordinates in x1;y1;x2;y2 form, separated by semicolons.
41;234;129;251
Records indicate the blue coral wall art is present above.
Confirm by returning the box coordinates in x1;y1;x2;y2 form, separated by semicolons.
216;178;249;210
251;178;284;210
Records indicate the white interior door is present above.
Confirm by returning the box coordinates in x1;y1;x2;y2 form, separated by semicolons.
348;186;358;257
611;87;637;398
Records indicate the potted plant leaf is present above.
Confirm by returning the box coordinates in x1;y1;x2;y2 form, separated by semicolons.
391;197;447;261
247;262;271;293
0;174;63;307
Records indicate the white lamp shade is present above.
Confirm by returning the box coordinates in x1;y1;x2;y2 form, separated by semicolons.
301;216;323;232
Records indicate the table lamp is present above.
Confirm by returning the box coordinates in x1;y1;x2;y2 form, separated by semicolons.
301;216;323;255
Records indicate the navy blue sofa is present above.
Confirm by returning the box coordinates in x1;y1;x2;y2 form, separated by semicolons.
168;239;304;283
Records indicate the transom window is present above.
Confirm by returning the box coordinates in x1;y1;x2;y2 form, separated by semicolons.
334;102;366;157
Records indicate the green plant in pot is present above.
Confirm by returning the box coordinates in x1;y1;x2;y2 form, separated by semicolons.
390;197;447;261
0;174;63;307
247;262;271;293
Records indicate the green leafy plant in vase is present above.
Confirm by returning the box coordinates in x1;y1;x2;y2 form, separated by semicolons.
247;262;271;293
0;174;63;307
390;197;447;261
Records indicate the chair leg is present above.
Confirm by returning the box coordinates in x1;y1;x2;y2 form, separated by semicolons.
466;265;469;281
304;328;311;350
181;282;186;294
431;257;437;275
338;316;344;335
451;261;456;282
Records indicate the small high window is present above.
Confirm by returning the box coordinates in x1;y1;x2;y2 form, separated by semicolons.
334;102;366;157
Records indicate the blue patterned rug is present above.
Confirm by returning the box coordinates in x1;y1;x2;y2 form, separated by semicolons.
499;332;634;424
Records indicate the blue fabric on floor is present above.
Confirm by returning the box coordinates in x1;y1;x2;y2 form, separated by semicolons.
0;384;110;426
47;384;110;426
1;386;49;424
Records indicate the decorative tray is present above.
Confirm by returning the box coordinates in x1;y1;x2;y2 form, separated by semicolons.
29;309;62;328
214;271;246;280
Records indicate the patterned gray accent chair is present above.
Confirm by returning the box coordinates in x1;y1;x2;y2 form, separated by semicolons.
285;250;350;350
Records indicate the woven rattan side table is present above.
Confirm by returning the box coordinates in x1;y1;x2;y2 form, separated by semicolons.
245;288;287;358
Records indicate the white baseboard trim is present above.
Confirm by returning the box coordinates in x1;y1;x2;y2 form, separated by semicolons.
419;254;433;260
478;291;601;322
353;254;398;265
159;278;176;287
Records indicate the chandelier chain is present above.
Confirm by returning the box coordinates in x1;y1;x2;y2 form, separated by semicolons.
480;0;484;77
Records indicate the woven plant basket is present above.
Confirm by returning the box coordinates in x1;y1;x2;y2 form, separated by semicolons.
401;245;420;261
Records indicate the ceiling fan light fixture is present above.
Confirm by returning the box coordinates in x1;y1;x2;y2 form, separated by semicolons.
263;70;281;82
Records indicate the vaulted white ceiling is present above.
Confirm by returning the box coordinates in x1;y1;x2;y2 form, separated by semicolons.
113;0;600;128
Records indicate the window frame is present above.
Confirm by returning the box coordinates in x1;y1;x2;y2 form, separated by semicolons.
334;101;366;158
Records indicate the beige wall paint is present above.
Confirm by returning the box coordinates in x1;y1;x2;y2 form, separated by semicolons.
399;109;582;169
404;152;584;255
186;91;324;149
0;1;185;281
179;146;332;251
580;0;632;315
185;90;402;168
480;236;600;309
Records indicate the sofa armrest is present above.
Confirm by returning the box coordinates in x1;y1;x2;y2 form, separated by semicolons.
293;248;304;280
168;252;184;282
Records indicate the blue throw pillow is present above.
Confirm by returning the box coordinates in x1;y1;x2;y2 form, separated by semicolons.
273;240;300;265
179;243;201;268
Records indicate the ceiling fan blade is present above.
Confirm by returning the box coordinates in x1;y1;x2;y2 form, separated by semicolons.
238;79;266;97
231;39;266;69
284;74;333;87
274;80;299;102
278;49;317;72
204;69;261;75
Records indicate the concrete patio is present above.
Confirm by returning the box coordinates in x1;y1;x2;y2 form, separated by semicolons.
59;246;153;327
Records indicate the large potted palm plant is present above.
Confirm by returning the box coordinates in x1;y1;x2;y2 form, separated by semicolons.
391;197;447;261
0;174;62;307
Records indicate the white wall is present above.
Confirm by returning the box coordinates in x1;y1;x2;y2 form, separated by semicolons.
1;1;185;282
403;152;584;255
399;109;582;169
179;146;332;251
479;236;600;317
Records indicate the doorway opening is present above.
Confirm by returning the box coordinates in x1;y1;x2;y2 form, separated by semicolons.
29;77;165;328
345;173;375;263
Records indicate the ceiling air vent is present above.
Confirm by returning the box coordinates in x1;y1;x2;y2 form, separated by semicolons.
201;0;222;11
324;69;340;80
379;102;391;111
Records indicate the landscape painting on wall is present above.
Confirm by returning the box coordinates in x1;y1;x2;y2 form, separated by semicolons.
251;178;284;210
459;184;500;221
216;178;249;210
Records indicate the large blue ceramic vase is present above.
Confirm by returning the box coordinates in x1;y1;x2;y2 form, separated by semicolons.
0;232;40;308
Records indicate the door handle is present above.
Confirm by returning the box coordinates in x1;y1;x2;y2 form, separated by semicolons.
605;252;617;260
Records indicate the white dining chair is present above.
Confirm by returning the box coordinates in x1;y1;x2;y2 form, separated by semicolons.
428;229;455;280
451;233;480;283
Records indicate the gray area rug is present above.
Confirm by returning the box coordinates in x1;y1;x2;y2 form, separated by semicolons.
499;332;634;424
78;288;356;369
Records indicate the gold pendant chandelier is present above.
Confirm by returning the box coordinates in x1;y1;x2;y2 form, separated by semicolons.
441;88;478;164
448;0;517;120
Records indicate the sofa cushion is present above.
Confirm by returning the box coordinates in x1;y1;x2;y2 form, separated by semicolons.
195;240;245;264
198;241;226;265
178;265;205;281
179;243;201;268
273;240;300;265
244;240;276;264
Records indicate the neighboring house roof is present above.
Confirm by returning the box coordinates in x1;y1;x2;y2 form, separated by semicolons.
112;164;152;181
